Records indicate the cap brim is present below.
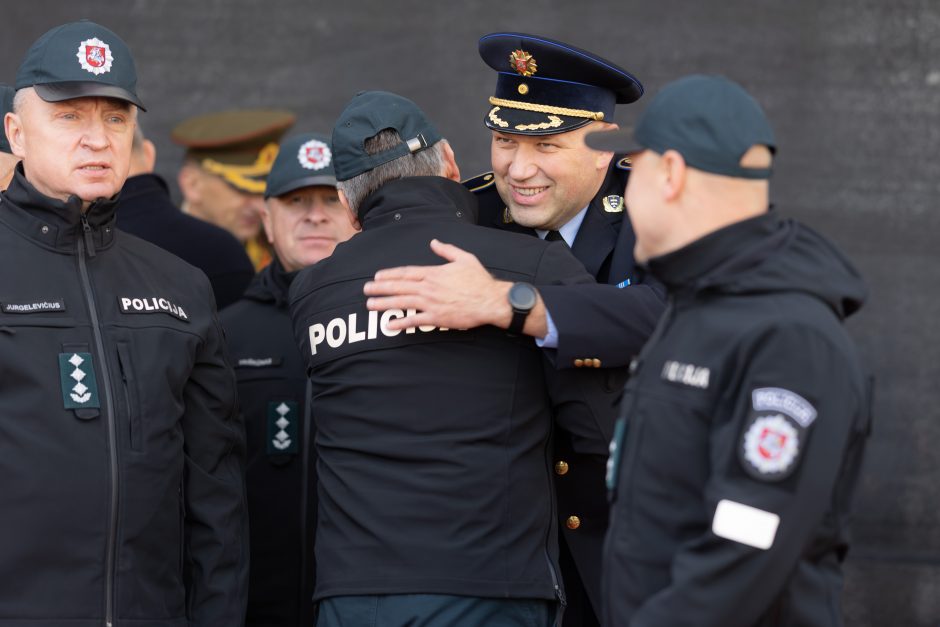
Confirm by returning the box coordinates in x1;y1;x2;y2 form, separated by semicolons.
484;106;591;136
265;175;338;199
34;82;146;111
584;126;642;153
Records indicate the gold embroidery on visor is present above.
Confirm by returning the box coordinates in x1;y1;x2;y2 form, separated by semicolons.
488;97;605;121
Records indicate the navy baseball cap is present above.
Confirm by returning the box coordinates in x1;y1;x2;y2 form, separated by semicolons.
331;91;442;182
265;132;337;199
479;32;643;136
15;20;146;110
0;85;14;153
586;75;776;179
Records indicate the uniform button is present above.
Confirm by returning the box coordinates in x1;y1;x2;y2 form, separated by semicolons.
593;358;602;368
573;359;584;368
566;515;581;530
455;211;463;218
554;461;569;476
394;213;402;220
41;225;49;234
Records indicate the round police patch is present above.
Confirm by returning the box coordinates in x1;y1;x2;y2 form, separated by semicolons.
297;139;332;171
741;414;800;480
77;38;113;75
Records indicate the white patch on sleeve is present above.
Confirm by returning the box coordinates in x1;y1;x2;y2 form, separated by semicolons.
712;499;780;550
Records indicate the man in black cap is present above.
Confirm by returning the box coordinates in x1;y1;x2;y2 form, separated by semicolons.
289;90;608;627
363;32;665;627
0;20;247;626
222;131;356;627
586;75;872;626
115;124;255;309
0;85;18;189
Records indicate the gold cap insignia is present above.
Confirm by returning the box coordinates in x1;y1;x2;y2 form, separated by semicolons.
603;195;624;213
509;49;537;77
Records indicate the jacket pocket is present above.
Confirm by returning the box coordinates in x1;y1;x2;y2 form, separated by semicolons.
116;342;142;451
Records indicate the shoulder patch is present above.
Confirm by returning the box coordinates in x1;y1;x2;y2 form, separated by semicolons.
616;156;632;171
752;387;817;428
741;414;800;479
462;171;496;194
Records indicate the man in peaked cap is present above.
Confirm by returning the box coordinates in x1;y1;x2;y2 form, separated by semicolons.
289;90;612;627
1;20;247;626
0;85;20;189
221;132;356;627
173;107;295;269
586;75;871;626
363;32;665;627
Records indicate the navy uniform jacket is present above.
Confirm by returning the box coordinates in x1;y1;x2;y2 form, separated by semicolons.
221;259;316;627
604;213;872;626
0;166;248;627
467;157;665;624
288;176;606;605
115;173;255;310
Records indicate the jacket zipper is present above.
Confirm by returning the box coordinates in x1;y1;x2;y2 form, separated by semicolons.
299;379;313;619
79;213;118;627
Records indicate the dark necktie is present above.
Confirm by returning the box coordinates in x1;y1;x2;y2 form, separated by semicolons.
545;230;567;246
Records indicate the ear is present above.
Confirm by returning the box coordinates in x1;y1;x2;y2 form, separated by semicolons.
177;163;202;205
588;122;618;171
440;142;461;182
140;139;157;172
5;112;26;160
260;200;275;244
337;188;361;231
660;149;687;202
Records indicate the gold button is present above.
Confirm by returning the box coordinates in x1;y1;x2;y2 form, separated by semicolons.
554;461;569;476
573;359;584;368
593;358;602;368
518;83;530;95
566;515;581;530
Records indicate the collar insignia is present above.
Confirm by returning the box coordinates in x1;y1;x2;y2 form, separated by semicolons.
502;207;514;224
603;195;624;213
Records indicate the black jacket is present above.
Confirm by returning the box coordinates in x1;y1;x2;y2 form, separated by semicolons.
603;213;872;627
221;259;317;627
289;176;600;603
115;173;254;310
0;167;248;627
468;158;665;625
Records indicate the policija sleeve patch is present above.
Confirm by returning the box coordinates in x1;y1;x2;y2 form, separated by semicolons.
59;352;101;409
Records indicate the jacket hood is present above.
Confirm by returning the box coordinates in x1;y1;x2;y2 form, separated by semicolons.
242;256;296;307
648;212;867;320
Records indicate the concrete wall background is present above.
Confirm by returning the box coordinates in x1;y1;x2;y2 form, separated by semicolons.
2;1;938;624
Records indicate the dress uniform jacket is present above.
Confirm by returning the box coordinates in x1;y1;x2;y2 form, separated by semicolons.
468;158;665;624
115;173;255;309
221;259;317;627
0;167;248;627
288;176;602;605
604;213;871;627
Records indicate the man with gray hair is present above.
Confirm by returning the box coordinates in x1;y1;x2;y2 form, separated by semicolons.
288;90;607;627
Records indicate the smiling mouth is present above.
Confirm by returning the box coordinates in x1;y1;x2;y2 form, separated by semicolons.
513;186;548;197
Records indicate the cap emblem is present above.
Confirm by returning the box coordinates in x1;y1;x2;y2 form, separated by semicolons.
77;38;113;75
509;49;537;77
297;139;332;171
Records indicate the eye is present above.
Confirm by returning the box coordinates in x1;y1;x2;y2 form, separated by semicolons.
494;135;514;145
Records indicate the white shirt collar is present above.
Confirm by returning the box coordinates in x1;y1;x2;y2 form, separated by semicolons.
536;205;589;247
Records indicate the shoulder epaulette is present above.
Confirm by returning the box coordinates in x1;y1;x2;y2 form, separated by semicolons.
616;155;632;171
462;171;497;194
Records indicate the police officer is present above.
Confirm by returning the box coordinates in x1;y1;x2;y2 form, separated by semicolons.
289;91;605;627
586;75;872;626
173;107;296;269
0;21;247;626
363;33;666;627
115;124;255;309
221;132;356;626
0;85;18;189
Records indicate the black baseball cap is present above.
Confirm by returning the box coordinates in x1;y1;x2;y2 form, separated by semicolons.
587;74;776;179
479;32;643;136
15;20;145;110
331;90;442;182
265;132;337;199
0;85;14;154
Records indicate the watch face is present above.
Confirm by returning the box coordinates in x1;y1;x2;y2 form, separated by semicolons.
509;282;537;311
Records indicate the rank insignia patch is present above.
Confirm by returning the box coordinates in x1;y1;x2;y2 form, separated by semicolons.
77;38;113;75
603;195;624;213
297;139;332;171
59;352;101;409
267;401;299;455
741;413;800;479
509;49;538;77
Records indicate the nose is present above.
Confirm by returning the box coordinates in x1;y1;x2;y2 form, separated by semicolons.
80;118;110;151
305;199;330;224
506;145;538;181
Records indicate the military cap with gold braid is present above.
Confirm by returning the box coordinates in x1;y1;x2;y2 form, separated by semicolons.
171;109;296;194
480;32;643;136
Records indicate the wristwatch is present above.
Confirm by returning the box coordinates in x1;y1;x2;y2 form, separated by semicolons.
507;282;538;336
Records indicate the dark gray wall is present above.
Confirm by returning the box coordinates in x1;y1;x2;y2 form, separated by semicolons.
3;1;938;624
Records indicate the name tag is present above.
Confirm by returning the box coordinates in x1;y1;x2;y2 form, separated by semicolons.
236;356;283;368
712;499;780;550
2;299;66;314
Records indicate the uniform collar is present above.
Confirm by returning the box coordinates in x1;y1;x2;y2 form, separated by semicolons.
646;210;780;290
0;163;119;253
359;176;479;230
535;205;588;246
